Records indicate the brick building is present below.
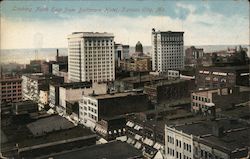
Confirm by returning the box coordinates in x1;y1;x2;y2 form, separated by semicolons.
196;65;249;89
120;56;152;72
0;75;22;103
22;73;64;103
144;79;195;105
79;92;152;129
191;86;250;115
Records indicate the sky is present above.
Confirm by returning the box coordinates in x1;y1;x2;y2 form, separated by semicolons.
1;0;249;49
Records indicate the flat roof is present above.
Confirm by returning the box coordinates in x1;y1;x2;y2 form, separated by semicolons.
121;74;168;83
129;109;208;132
171;118;249;137
19;126;95;148
193;89;219;97
68;32;114;38
42;141;142;159
153;30;184;34
27;115;75;136
199;65;249;71
199;128;250;152
88;92;145;100
145;79;188;88
23;73;63;81
59;81;92;89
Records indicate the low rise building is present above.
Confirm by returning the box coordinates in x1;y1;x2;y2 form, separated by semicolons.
52;62;68;82
41;141;143;159
125;108;208;159
49;82;107;115
191;87;250;115
115;43;130;67
95;115;127;141
0;75;22;103
12;100;38;115
79;92;151;129
196;65;249;89
117;74;168;91
185;46;204;67
120;56;152;72
39;89;49;108
145;79;195;105
165;118;250;159
57;81;92;115
22;73;64;103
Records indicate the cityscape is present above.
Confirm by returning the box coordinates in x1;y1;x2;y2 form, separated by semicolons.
1;0;250;159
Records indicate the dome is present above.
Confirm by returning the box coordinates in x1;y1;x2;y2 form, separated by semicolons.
135;41;143;53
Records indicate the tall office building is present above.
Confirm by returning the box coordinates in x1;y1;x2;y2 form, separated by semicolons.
151;28;184;72
68;32;115;83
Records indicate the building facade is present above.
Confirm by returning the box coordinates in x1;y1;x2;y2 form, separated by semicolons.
22;73;64;103
165;119;250;159
165;126;193;159
79;92;151;129
115;43;129;67
0;75;22;103
185;46;204;67
196;65;249;89
144;79;195;105
68;32;115;83
191;87;250;115
120;56;152;72
152;28;184;72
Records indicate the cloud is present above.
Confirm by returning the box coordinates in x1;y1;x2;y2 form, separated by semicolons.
1;9;249;50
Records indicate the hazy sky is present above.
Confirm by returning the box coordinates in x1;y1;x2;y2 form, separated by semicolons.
1;0;249;49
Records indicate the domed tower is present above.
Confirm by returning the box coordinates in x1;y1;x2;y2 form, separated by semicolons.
135;41;143;56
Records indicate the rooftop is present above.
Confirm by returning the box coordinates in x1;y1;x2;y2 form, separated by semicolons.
0;75;22;82
87;92;145;100
27;115;75;136
145;79;188;88
128;108;209;132
23;73;63;81
1;113;95;149
19;126;95;148
199;127;250;152
41;141;142;159
199;65;249;71
121;74;168;83
171;118;249;137
68;32;114;38
59;81;92;89
152;29;184;34
193;89;219;97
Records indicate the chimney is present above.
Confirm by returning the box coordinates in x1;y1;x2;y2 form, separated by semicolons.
56;49;59;61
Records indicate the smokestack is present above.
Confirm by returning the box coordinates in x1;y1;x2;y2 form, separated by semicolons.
56;49;59;61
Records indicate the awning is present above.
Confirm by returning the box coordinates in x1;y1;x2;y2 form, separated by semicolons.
143;138;154;146
126;121;135;128
134;142;142;149
153;142;162;150
135;134;142;140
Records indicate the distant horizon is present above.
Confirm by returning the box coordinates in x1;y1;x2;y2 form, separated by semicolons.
1;44;249;50
1;44;249;65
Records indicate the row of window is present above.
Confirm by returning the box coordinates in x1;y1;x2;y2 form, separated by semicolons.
1;86;22;89
1;93;22;97
1;82;22;85
167;148;192;159
88;106;97;114
192;95;210;102
88;113;97;121
167;135;174;144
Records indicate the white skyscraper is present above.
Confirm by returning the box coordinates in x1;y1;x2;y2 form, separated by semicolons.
68;32;115;83
151;29;184;72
